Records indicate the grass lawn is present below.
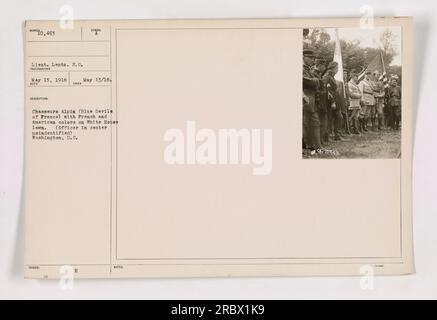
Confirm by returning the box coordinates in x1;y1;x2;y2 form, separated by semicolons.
303;129;401;159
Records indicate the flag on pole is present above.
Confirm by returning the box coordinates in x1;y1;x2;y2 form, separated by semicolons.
358;51;389;87
333;28;344;83
333;28;350;133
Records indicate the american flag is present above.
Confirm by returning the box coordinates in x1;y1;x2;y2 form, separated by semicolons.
358;51;389;88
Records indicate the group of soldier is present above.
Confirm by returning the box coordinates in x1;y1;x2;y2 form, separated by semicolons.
303;48;402;154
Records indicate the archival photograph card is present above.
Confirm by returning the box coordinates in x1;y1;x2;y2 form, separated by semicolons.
24;17;414;279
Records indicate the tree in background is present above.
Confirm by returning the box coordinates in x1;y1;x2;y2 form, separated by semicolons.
308;28;401;80
380;28;399;66
307;29;334;63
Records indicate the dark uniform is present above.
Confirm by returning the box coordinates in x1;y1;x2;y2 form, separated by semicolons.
323;62;343;140
303;50;321;150
389;80;402;130
384;85;392;128
311;62;329;144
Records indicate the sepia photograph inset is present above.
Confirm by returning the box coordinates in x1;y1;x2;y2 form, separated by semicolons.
302;27;402;159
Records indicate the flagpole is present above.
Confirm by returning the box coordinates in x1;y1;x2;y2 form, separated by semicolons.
334;28;350;134
379;49;390;88
380;50;386;74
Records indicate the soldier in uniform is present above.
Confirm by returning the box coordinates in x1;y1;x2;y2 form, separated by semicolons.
389;78;402;130
323;61;343;141
358;71;375;132
373;71;386;130
312;57;329;145
384;79;392;129
342;70;351;135
347;70;362;135
302;49;322;151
